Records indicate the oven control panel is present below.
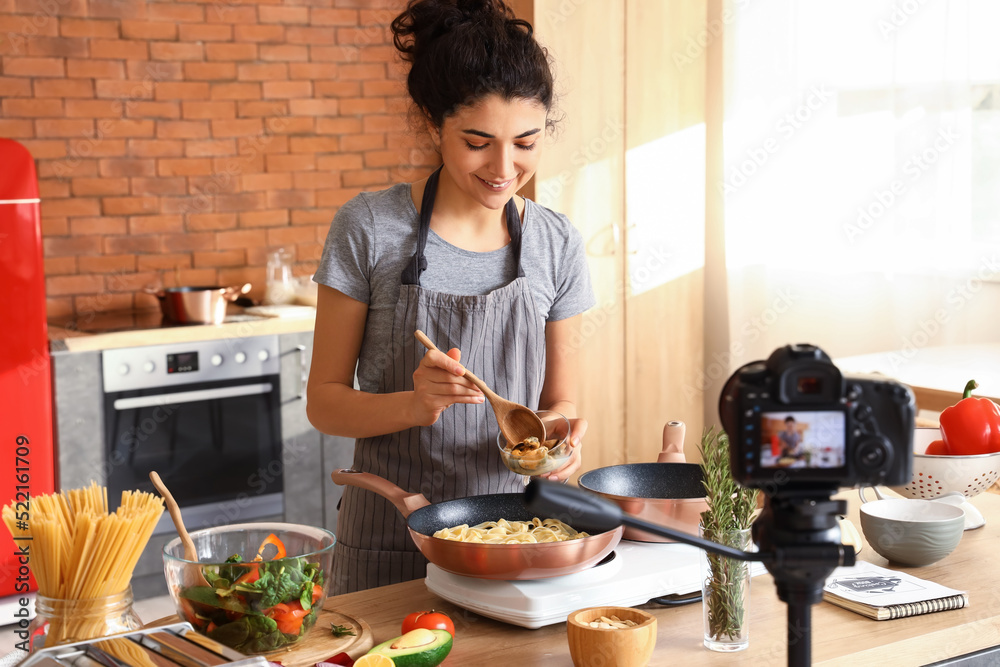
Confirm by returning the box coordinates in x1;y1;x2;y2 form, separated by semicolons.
102;335;281;392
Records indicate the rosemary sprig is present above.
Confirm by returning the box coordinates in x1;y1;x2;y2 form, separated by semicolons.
700;427;760;642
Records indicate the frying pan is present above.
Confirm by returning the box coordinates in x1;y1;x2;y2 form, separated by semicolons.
578;421;708;542
330;469;623;580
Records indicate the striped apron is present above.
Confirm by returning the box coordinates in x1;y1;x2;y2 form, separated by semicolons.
331;168;547;594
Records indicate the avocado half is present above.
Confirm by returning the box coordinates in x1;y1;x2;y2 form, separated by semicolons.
367;628;453;667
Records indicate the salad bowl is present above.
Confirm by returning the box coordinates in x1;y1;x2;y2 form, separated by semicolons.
163;522;336;655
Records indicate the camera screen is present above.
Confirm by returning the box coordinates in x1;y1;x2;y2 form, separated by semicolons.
760;410;846;469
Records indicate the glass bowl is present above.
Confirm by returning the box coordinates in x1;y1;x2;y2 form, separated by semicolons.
162;522;335;655
496;410;573;476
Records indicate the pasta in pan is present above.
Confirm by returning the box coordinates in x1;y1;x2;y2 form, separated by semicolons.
432;517;589;544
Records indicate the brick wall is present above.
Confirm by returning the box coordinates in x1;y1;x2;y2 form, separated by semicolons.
0;0;438;321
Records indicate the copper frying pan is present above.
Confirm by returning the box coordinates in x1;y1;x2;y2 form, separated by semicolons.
330;469;623;580
578;421;708;542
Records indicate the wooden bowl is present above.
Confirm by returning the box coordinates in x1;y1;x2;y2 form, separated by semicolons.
566;606;657;667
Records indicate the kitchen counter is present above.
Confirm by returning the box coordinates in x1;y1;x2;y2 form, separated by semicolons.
261;491;1000;666
48;308;316;353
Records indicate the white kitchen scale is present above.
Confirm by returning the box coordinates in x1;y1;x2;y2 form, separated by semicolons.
425;540;766;628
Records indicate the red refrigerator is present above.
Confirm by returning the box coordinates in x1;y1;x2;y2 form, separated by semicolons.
0;138;55;600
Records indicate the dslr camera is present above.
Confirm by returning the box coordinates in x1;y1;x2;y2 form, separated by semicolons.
719;343;915;492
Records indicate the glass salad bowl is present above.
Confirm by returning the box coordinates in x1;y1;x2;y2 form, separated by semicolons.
163;523;335;655
496;410;573;477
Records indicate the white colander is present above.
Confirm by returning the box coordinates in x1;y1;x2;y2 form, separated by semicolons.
892;427;1000;499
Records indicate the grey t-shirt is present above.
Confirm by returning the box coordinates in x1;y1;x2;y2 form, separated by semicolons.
314;183;595;393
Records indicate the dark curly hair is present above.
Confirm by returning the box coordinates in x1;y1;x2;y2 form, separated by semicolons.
390;0;555;129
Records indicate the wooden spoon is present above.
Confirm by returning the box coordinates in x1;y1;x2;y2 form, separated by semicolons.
414;330;546;446
149;471;209;587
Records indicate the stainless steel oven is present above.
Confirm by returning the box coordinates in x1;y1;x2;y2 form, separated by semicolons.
102;335;283;534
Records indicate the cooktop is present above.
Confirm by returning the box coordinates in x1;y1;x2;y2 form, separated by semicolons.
425;541;767;628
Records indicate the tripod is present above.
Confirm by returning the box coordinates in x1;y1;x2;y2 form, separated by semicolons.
525;480;854;667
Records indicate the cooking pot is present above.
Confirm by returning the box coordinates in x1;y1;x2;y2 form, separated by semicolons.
330;469;623;579
578;421;708;542
145;283;250;324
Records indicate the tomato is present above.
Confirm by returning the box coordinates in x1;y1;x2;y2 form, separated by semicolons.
402;610;455;636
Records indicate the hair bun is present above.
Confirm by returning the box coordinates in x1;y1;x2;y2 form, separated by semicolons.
390;0;553;128
392;0;517;60
455;0;514;21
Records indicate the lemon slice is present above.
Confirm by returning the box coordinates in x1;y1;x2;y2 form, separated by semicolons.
355;655;395;667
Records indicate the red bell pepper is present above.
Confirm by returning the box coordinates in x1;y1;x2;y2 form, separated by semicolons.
235;533;287;585
268;601;309;635
255;533;287;561
234;563;260;585
938;380;1000;455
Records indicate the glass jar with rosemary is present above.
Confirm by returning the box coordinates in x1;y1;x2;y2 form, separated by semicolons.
699;427;760;652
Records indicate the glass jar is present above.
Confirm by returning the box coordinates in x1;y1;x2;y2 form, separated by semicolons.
265;248;294;305
700;526;752;652
28;588;142;652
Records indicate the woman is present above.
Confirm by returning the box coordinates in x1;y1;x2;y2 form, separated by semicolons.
307;0;595;594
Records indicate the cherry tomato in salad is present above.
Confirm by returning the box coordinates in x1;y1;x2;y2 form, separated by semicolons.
401;610;455;636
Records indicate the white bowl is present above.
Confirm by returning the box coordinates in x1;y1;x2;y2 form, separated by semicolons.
892;428;1000;499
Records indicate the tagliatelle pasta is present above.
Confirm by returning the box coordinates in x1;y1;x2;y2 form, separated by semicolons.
432;517;589;543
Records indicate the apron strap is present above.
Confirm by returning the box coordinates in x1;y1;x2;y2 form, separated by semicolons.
505;190;526;279
401;167;440;286
402;166;526;285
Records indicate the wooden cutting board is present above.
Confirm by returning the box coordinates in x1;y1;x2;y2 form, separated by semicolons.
266;608;374;667
145;608;374;667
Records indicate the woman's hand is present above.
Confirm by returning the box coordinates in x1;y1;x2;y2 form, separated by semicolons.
410;347;485;426
542;417;587;482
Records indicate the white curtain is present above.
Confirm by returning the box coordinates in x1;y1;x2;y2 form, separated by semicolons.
707;0;1000;403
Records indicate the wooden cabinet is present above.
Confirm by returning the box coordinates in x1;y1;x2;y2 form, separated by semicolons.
528;1;710;469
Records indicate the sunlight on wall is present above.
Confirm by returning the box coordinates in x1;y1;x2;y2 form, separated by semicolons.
625;122;706;296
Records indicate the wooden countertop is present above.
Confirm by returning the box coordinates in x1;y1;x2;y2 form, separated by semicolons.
48;308;316;353
266;491;1000;666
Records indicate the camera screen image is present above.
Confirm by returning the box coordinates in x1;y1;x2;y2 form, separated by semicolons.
760;410;846;469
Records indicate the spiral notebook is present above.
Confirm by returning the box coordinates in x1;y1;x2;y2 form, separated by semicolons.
823;561;968;621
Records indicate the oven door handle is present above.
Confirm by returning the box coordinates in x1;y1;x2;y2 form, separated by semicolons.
112;383;274;410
